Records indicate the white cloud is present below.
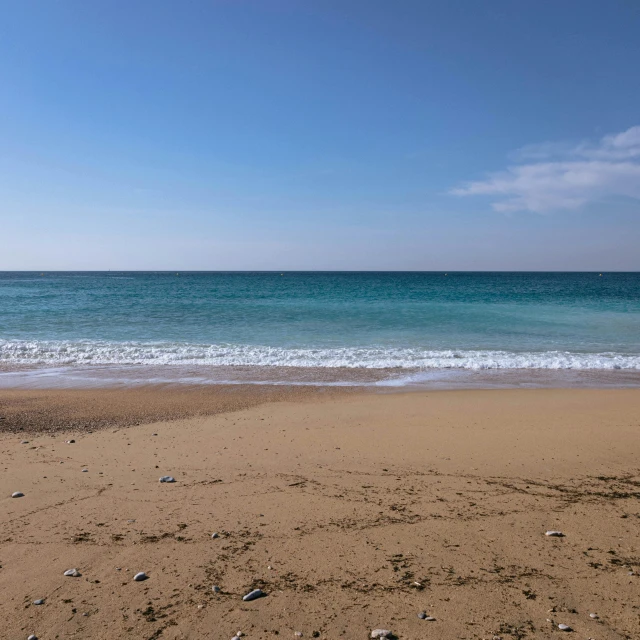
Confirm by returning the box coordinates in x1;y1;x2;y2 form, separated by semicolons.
452;125;640;213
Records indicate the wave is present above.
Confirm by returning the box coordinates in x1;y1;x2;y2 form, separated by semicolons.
1;340;639;370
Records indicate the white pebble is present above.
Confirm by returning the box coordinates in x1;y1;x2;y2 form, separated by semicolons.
28;635;38;640
64;569;81;577
371;630;392;639
21;440;29;444
545;530;565;537
12;491;25;498
133;572;148;581
33;599;45;605
558;623;572;631
159;476;176;483
237;633;243;637
212;585;221;593
242;588;266;601
211;532;220;539
294;633;303;637
82;469;88;473
589;613;598;619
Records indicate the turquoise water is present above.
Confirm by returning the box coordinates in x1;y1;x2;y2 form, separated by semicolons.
1;272;639;385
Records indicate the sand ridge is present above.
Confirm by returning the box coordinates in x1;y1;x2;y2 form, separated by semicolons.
1;388;639;639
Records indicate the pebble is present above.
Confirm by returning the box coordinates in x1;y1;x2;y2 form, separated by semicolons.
33;599;45;605
12;491;25;498
242;588;266;601
211;532;220;539
236;632;243;637
159;476;176;483
545;530;565;537
133;572;148;581
152;433;158;436
82;469;88;473
558;623;572;631
64;569;81;577
417;612;427;619
589;613;598;619
212;585;221;593
295;633;303;637
28;636;38;640
21;440;29;444
197;604;205;609
232;637;241;640
66;439;75;444
371;630;392;639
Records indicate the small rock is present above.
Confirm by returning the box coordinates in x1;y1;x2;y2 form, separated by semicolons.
589;613;598;619
28;635;38;640
558;623;572;631
159;476;176;483
242;588;266;601
152;433;158;436
424;616;436;621
212;585;221;593
232;637;241;640
211;532;220;539
545;530;565;537
64;569;81;577
371;631;392;639
82;469;88;473
197;604;205;609
133;572;148;581
82;612;88;616
12;491;25;498
294;633;303;637
33;599;45;605
417;612;427;619
236;632;243;637
21;440;29;444
66;439;75;444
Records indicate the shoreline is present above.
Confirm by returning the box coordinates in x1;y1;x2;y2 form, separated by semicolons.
0;362;639;393
1;388;639;639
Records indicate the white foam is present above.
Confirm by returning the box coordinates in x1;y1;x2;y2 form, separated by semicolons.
0;339;639;370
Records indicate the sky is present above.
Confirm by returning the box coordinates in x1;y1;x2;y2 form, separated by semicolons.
1;0;639;270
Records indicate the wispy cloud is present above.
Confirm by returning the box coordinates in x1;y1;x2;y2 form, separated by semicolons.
451;125;640;213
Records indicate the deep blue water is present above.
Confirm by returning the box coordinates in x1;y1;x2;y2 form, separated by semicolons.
0;272;639;375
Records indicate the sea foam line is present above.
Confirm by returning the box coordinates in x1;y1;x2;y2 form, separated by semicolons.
0;340;639;370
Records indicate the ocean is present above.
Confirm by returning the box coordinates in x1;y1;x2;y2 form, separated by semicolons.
1;271;639;388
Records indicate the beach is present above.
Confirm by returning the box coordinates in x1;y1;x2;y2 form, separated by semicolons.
2;387;639;639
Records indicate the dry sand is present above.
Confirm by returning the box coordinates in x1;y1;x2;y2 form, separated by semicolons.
1;387;639;640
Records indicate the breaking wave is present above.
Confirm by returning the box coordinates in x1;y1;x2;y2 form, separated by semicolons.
1;340;639;370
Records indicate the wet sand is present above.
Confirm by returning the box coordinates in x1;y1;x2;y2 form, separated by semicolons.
1;388;639;639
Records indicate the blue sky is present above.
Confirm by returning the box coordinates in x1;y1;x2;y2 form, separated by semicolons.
1;0;639;270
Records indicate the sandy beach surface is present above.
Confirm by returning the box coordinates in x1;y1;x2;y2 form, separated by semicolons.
1;387;639;640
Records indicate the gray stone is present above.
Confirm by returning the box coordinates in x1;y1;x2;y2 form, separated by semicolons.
212;585;221;593
12;492;25;498
133;572;148;581
28;635;38;640
371;630;392;639
589;613;598;619
211;532;220;539
545;530;565;537
558;623;572;631
242;588;266;601
64;569;81;577
33;599;45;605
417;612;427;619
159;476;176;483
